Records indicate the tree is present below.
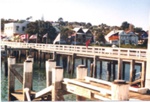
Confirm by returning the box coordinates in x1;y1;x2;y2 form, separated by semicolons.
86;22;92;28
95;32;105;43
26;20;57;43
58;17;63;22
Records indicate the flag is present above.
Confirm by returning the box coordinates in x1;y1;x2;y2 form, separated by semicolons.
86;39;91;48
29;34;37;39
53;33;60;44
20;34;29;40
43;33;48;38
109;33;119;40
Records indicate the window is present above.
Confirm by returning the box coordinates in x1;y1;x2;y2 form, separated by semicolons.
22;26;25;31
16;26;19;31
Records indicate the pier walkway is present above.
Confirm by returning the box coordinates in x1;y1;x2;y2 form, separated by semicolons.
0;41;147;61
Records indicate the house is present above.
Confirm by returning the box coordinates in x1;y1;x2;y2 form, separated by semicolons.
105;30;138;45
4;21;29;37
72;28;93;44
82;29;93;41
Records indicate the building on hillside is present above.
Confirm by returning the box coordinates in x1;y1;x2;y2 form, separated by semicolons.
72;28;93;44
82;29;93;41
105;30;138;45
4;21;29;37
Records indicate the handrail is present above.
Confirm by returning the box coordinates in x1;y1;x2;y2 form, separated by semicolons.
0;41;147;59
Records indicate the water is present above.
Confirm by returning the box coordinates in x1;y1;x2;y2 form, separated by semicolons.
1;58;141;101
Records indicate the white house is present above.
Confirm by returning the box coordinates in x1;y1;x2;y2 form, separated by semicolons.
105;30;138;45
4;21;29;37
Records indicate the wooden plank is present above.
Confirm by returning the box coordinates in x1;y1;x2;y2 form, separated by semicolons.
94;94;111;100
24;88;31;101
85;77;112;86
35;85;52;98
129;87;149;94
67;84;91;99
64;78;111;95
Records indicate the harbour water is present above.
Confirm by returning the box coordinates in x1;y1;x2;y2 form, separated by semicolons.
1;57;140;101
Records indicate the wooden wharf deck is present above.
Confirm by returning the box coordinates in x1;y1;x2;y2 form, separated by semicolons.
6;56;150;101
10;78;150;101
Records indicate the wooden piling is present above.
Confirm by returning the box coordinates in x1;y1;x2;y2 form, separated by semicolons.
76;65;87;80
112;61;116;80
18;50;21;62
76;65;87;101
39;50;42;68
85;58;88;67
53;52;56;61
57;54;60;66
90;58;94;77
8;56;16;101
99;60;102;79
71;53;76;76
67;55;71;74
46;59;56;87
90;63;94;77
27;55;34;63
81;58;84;64
52;66;64;101
4;45;8;77
111;80;129;100
141;61;146;87
122;62;125;80
62;56;67;71
130;60;135;82
23;60;33;94
93;56;97;78
107;62;111;81
117;58;122;80
43;52;46;67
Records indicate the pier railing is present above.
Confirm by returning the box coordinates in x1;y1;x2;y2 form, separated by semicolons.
1;41;147;59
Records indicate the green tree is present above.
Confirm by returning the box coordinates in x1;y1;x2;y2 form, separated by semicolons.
26;20;57;43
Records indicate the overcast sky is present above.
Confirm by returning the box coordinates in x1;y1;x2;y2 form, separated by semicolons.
1;0;150;30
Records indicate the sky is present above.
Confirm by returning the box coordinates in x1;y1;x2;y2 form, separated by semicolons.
1;0;150;30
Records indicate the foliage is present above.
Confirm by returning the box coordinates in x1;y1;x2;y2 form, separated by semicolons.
60;27;74;40
26;20;57;43
120;44;147;49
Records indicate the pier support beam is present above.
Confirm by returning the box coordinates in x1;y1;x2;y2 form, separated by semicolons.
130;60;135;82
4;45;8;77
76;65;87;101
71;53;76;76
99;60;102;79
122;62;125;80
117;58;122;80
111;80;129;100
52;66;64;101
107;62;111;81
93;56;98;78
27;55;34;63
141;61;146;87
23;60;33;101
18;50;21;62
46;59;56;87
112;61;116;80
8;56;16;101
